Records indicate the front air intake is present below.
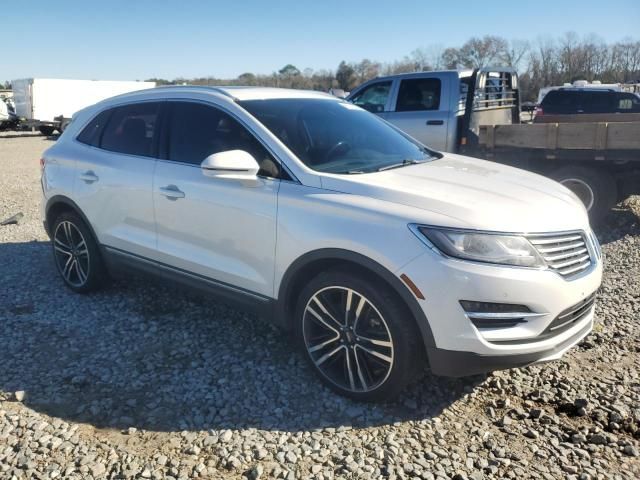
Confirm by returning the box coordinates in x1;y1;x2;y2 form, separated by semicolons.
459;300;544;329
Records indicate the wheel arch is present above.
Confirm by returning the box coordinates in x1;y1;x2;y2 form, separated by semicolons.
275;248;436;351
45;195;100;244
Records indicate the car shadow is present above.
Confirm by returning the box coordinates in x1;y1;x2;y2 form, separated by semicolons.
595;201;640;245
0;239;484;433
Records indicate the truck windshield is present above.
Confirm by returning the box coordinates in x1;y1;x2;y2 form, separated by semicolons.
239;98;439;174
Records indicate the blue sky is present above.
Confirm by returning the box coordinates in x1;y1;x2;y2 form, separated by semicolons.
5;0;639;81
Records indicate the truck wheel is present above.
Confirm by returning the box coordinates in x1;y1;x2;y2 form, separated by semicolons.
550;166;616;222
38;125;55;136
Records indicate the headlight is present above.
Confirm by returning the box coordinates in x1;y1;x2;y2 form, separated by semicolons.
414;226;546;268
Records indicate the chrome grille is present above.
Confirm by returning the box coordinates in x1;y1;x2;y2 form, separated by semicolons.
526;231;593;278
543;292;596;336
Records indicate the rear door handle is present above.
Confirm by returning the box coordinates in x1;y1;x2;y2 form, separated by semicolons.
426;120;444;126
80;171;99;183
159;185;185;199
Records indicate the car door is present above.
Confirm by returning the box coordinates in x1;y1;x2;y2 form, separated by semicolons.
384;76;449;151
348;80;394;119
152;100;279;297
73;101;161;259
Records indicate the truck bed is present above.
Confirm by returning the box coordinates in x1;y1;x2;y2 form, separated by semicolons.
479;122;640;162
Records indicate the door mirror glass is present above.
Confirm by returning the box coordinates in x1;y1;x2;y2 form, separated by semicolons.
201;150;260;179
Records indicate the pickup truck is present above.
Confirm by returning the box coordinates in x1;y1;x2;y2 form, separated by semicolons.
348;68;640;220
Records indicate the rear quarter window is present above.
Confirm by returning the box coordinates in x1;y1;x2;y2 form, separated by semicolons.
76;109;113;147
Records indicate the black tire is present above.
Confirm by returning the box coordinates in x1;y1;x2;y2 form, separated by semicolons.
38;125;55;136
549;166;616;223
51;212;106;293
294;269;424;402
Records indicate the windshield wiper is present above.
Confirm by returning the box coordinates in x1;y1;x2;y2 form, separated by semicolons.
377;159;423;172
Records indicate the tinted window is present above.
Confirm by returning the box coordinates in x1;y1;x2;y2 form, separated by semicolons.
167;102;280;178
77;109;112;147
585;92;614;113
541;91;581;114
100;102;160;157
350;81;391;113
396;78;441;112
617;92;640;112
240;99;438;174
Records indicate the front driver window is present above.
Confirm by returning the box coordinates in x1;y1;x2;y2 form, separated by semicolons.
350;81;392;113
167;102;281;178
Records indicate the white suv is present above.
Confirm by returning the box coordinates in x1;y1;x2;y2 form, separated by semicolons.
41;86;603;401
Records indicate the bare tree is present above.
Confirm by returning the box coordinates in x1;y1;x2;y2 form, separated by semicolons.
502;39;530;71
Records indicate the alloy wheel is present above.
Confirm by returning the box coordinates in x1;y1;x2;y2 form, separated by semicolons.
302;286;394;393
53;221;90;288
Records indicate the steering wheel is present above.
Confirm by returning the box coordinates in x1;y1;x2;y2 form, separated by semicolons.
326;141;351;161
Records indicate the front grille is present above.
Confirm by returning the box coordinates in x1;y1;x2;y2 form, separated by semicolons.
542;292;597;337
526;231;593;278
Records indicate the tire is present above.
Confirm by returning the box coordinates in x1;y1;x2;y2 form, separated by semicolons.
549;166;616;223
51;212;106;293
38;125;55;136
294;269;424;401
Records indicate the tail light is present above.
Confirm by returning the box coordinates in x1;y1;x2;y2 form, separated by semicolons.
40;157;46;171
534;106;543;117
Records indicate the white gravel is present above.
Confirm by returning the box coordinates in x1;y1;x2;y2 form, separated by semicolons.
1;132;639;479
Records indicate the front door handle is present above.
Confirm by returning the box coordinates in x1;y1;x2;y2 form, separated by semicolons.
159;185;185;200
426;120;444;126
80;171;99;183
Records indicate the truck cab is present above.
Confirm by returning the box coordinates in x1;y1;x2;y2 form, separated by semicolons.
347;67;520;153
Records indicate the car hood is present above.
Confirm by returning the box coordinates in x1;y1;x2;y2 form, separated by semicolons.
319;153;589;232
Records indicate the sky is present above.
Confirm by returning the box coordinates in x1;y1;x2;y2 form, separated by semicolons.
4;0;639;81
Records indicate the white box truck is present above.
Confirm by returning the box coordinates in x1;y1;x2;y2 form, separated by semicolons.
12;78;156;135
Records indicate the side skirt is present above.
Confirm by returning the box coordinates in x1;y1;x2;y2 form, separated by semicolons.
101;245;276;320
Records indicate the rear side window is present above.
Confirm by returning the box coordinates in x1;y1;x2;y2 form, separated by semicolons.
541;91;580;114
396;78;441;112
76;109;112;147
166;102;281;178
617;93;640;112
585;92;614;113
350;81;391;113
100;102;161;157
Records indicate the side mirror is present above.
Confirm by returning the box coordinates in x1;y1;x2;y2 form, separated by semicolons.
201;150;260;179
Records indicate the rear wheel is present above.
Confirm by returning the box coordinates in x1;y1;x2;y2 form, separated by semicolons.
550;166;616;222
38;125;55;136
51;212;106;293
294;269;423;401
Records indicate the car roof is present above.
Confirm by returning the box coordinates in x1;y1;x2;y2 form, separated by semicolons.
99;85;338;104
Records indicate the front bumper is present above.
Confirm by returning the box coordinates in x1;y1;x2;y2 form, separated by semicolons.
399;248;602;375
427;319;593;376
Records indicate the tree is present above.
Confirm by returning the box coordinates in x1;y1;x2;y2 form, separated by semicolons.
502;39;530;71
237;73;257;85
458;35;508;69
336;61;356;90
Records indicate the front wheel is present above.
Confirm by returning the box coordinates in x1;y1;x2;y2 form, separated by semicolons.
294;269;423;401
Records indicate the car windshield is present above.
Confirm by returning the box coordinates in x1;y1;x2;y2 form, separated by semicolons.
239;98;439;174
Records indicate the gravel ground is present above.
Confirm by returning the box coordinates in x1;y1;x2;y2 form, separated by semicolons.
0;132;639;480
